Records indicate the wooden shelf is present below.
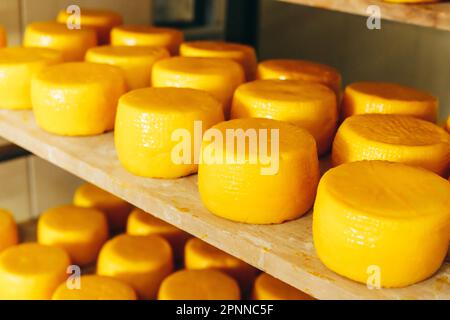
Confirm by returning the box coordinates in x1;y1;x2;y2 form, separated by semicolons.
280;0;450;31
0;109;448;300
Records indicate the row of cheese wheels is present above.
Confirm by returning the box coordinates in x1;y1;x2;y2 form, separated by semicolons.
0;183;313;300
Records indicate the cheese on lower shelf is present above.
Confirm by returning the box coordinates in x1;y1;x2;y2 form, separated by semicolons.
342;82;438;122
0;209;18;253
32;62;126;136
158;269;240;300
447;115;450;133
0;243;70;299
198;118;319;224
252;273;314;300
97;234;173;300
231;79;337;155
332;114;450;176
0;26;6;47
313;160;450;288
37;205;108;266
23;22;97;61
52;275;137;300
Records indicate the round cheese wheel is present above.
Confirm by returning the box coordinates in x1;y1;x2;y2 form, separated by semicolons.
0;25;6;47
0;47;62;109
32;62;126;136
180;41;257;80
231;79;337;155
313;160;450;288
198;118;319;224
342;82;438;122
256;59;341;97
85;45;169;90
37;205;108;266
97;234;173;300
73;183;132;231
0;243;70;299
23;22;97;61
126;208;191;261
52;275;137;300
151;56;245;117
111;25;183;55
332;114;450;176
0;209;18;253
115;87;224;178
158;269;240;300
57;8;123;45
252;273;314;300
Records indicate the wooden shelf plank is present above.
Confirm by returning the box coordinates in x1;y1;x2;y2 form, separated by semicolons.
280;0;450;31
0;110;448;300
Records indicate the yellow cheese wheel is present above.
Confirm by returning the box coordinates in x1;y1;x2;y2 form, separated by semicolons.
342;82;438;122
23;22;97;61
0;25;6;47
257;59;341;97
158;269;240;300
86;45;169;90
231;79;337;155
57;8;123;45
151;56;245;117
332;114;450;176
252;273;314;300
73;183;132;231
32;62;126;136
37;205;108;266
0;47;62;110
126;208;191;261
111;25;183;55
97;234;173;300
0;209;18;253
52;275;137;300
115;87;224;178
0;243;70;299
314;160;450;288
198;118;319;224
180;41;257;80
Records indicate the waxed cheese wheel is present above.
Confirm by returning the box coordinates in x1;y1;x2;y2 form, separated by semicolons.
0;209;18;253
313;161;450;288
23;22;97;61
252;273;314;300
32;62;126;136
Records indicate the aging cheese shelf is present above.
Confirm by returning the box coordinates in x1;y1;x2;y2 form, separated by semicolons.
280;0;450;31
0;109;448;300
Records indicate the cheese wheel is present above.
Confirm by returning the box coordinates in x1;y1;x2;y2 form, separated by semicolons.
446;115;450;133
23;22;97;61
252;273;314;300
342;82;438;122
111;25;183;55
0;25;6;47
180;41;257;80
0;243;70;299
231;79;337;155
152;56;245;116
257;59;341;96
115;87;224;178
314;161;450;288
97;234;173;300
37;205;108;266
73;183;132;231
158;269;240;300
52;275;137;300
126;208;191;261
57;8;123;45
0;47;62;110
332;114;450;176
32;62;126;136
0;209;18;253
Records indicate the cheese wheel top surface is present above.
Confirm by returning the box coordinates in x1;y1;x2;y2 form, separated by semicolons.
253;273;314;300
86;45;169;62
185;238;245;269
127;208;179;234
112;25;182;38
57;8;123;26
181;41;255;56
348;82;436;102
25;21;95;38
0;47;62;65
74;183;127;207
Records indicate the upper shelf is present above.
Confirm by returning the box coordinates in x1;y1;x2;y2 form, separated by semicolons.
0;109;448;300
280;0;450;31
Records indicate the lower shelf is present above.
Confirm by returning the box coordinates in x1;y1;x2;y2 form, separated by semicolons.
1;110;449;300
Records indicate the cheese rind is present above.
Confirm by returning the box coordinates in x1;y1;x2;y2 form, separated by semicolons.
252;273;314;300
0;209;18;253
231;79;337;155
332;114;450;176
313;160;450;288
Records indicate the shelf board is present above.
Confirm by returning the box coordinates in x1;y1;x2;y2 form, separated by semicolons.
280;0;450;31
0;109;448;300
